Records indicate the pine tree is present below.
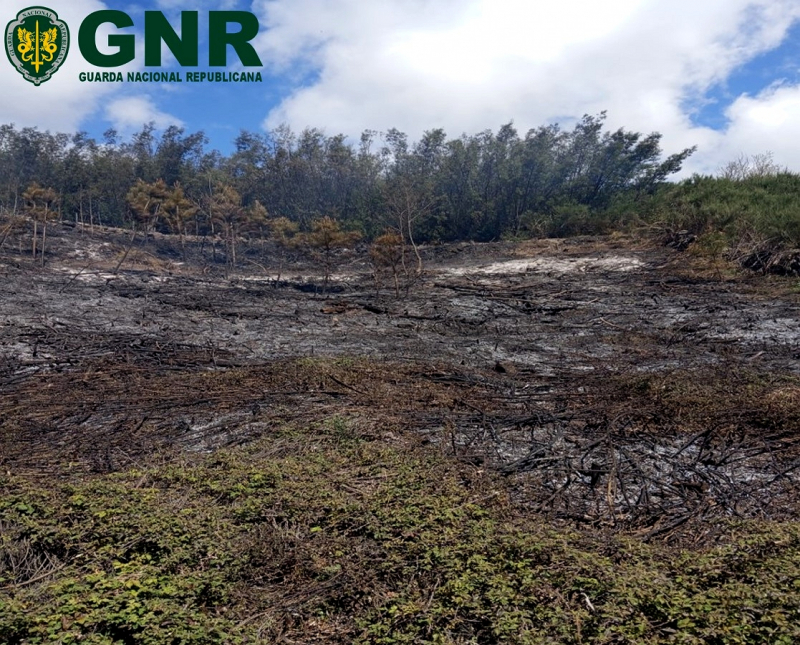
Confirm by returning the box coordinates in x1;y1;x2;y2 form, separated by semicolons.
370;230;405;296
295;216;361;291
126;179;169;236
209;186;267;268
163;182;199;261
22;182;59;266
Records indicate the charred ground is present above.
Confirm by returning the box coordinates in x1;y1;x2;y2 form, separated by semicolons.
2;224;800;643
2;225;799;536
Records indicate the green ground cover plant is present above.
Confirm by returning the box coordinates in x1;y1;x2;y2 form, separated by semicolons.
3;417;800;644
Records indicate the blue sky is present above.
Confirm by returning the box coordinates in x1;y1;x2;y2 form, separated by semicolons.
686;18;800;131
2;0;800;175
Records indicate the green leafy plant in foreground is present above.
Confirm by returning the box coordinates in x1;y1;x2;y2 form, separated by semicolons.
3;418;800;644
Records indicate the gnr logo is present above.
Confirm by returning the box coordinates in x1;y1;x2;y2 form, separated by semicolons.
6;7;263;86
77;10;262;68
5;6;70;86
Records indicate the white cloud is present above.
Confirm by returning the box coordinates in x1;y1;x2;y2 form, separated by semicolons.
105;95;183;133
252;0;800;176
696;84;800;174
5;0;799;175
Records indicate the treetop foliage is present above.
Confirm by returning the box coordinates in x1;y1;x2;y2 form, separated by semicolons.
0;114;695;243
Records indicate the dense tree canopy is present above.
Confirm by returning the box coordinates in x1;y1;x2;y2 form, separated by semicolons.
0;114;695;242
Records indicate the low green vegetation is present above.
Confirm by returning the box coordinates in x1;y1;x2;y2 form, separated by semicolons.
641;173;800;252
3;418;800;644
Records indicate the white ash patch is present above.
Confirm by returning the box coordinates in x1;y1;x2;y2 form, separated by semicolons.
442;255;643;276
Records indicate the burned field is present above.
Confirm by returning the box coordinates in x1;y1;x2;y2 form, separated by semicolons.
2;229;799;544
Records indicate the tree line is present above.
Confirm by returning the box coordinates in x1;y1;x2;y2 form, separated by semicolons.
0;113;696;246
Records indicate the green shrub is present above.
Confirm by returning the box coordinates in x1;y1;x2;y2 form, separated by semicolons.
645;173;800;248
3;421;800;643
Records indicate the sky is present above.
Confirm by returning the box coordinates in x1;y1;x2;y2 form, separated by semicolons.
2;0;800;177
